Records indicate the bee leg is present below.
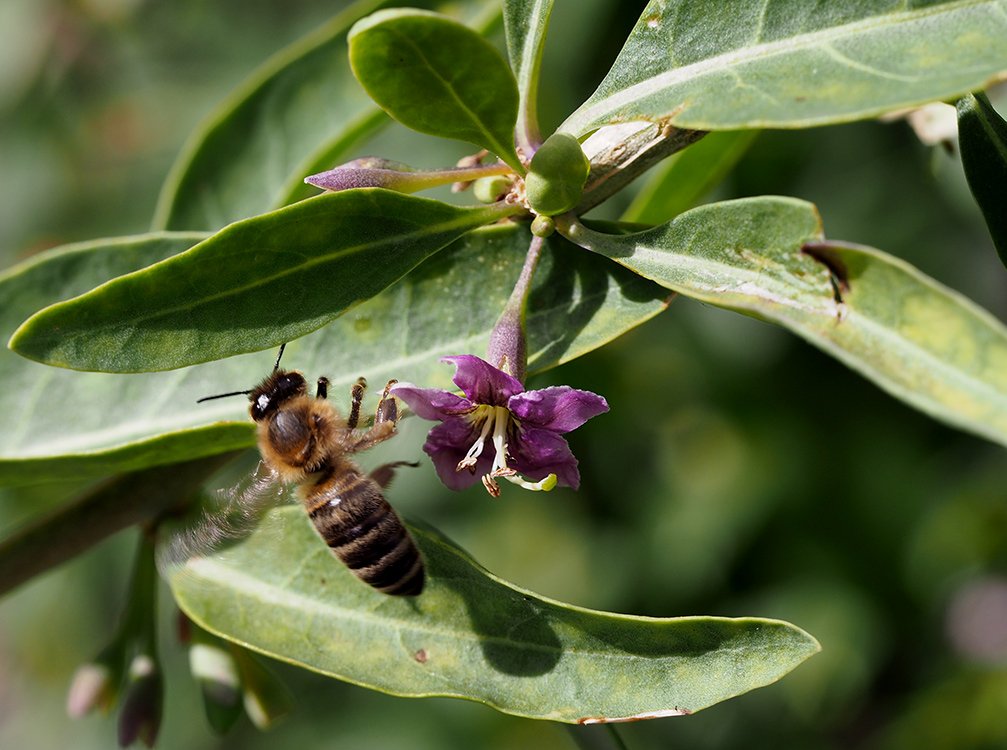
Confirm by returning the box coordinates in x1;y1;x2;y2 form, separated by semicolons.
374;379;399;425
370;460;421;489
348;380;399;451
315;377;329;400
351;421;396;452
347;377;367;429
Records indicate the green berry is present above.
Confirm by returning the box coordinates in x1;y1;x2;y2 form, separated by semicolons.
530;215;556;238
525;133;590;216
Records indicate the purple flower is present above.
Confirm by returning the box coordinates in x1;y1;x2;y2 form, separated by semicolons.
391;355;608;496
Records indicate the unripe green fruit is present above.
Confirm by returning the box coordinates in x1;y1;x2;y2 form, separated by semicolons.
524;133;590;216
530;214;556;238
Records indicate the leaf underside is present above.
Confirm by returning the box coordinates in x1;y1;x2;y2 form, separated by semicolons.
957;93;1007;266
562;0;1007;135
565;197;1007;447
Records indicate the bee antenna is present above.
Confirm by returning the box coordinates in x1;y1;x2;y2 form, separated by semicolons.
273;343;287;372
196;390;252;404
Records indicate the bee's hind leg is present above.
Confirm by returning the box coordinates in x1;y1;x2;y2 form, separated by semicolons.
370;460;421;489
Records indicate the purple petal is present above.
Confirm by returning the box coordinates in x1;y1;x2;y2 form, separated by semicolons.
508;386;609;433
423;418;491;491
510;427;581;489
390;383;473;421
442;355;523;406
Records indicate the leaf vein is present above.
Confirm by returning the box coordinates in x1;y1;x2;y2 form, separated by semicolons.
820;42;920;83
568;0;999;129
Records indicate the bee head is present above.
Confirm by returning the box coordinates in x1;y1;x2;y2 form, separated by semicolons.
249;369;307;421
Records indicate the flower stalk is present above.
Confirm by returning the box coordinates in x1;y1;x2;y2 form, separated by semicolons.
486;234;547;384
67;531;163;747
116;531;163;748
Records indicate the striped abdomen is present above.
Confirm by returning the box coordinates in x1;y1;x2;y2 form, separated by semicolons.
303;464;424;596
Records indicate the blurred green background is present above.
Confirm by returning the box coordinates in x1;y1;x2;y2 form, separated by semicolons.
2;1;1006;749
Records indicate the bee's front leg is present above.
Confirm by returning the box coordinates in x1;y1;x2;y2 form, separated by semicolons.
315;377;329;400
351;381;401;451
374;379;398;425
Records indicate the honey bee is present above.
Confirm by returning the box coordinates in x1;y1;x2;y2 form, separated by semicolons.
197;346;425;596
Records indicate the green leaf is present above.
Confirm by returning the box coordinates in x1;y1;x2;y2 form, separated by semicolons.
152;0;499;231
503;0;554;152
0;226;666;484
152;0;390;231
349;9;523;173
0;234;258;485
957;93;1007;266
12;191;511;372
621;130;758;224
561;197;1007;447
167;507;819;722
562;0;1007;136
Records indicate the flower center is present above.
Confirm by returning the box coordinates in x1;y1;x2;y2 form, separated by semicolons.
455;405;556;496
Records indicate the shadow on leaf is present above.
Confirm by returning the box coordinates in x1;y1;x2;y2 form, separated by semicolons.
413;522;563;677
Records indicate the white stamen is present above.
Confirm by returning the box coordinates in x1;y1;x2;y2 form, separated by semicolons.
454;404;560;495
489;406;510;475
457;408;495;472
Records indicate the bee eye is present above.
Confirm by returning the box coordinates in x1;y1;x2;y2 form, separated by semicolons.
278;373;304;392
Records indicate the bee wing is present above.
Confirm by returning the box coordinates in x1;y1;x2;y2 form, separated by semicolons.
157;462;292;577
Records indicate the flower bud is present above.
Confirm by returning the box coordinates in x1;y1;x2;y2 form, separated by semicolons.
117;654;163;748
189;636;242;734
304;158;417;192
232;646;293;730
67;661;118;718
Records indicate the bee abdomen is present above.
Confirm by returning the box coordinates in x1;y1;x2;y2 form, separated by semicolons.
306;472;424;596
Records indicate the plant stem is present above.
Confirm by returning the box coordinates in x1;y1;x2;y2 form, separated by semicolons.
577;123;706;215
124;531;159;652
0;452;238;597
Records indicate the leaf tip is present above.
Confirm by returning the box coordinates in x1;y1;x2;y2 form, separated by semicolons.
6;316;53;365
